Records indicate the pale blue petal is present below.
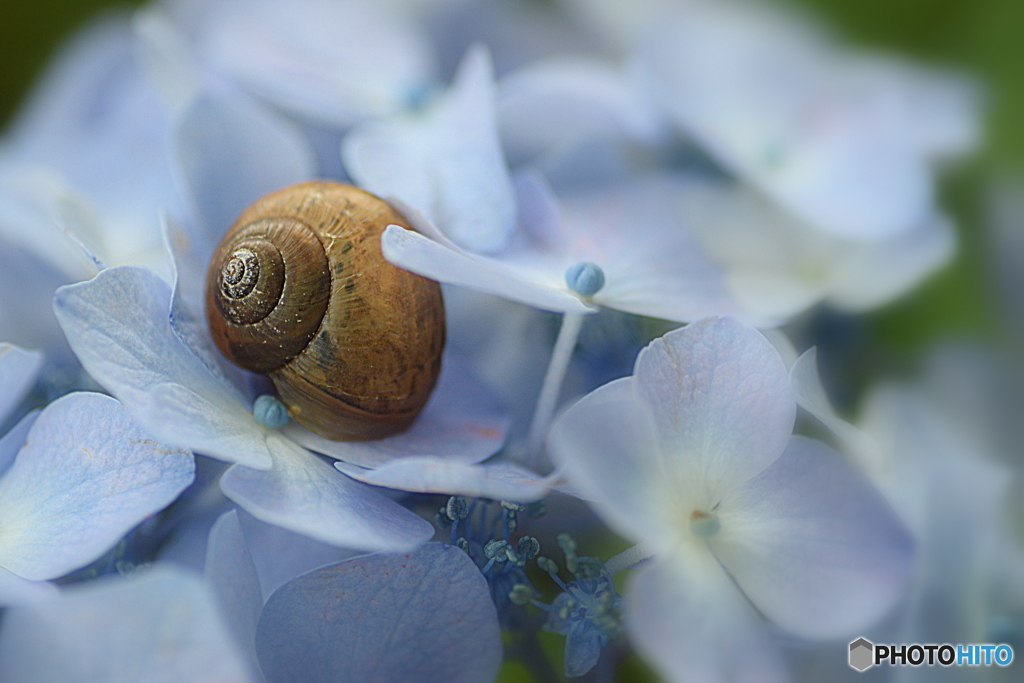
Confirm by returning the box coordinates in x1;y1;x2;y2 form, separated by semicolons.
175;89;315;248
827;212;956;312
220;434;434;552
381;225;594;314
0;565;253;683
710;436;914;639
336;459;553;502
344;45;516;253
0;392;194;581
564;619;605;678
255;543;501;683
789;347;883;473
285;353;509;467
195;0;436;127
0;567;58;607
204;510;263;681
633;318;795;501
53;266;274;469
626;552;788;683
548;377;680;549
0;411;38;479
0;343;43;426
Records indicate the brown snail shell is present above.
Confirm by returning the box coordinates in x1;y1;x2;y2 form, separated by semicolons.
206;181;445;441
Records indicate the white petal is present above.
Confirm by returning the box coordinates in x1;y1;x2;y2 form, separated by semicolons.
204;510;263;681
336;459;553;502
633;318;795;501
0;392;194;581
626;552;788;683
0;411;37;479
220;434;434;552
0;344;43;426
0;567;58;607
381;225;594;314
53;266;273;469
0;565;253;683
548;378;679;549
827;212;956;312
344;45;516;253
175;89;315;248
711;436;914;638
286;353;509;467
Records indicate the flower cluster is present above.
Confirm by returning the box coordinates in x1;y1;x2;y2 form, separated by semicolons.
0;0;1016;682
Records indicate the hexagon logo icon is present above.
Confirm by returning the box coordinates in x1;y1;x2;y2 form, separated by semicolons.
849;638;874;672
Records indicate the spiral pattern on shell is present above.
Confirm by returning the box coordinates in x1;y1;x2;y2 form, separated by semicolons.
207;181;445;441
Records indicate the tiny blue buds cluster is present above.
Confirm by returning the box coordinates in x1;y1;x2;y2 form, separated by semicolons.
510;533;624;677
436;496;544;627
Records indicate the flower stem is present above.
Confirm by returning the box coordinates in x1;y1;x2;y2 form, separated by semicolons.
526;311;585;465
605;544;653;575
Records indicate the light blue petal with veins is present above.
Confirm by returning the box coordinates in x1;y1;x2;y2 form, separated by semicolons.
53;266;273;469
336;459;553;502
255;543;501;683
0;392;194;581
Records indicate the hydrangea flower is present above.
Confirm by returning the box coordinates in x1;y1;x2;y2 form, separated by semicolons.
548;318;914;681
53;264;525;549
0;343;195;601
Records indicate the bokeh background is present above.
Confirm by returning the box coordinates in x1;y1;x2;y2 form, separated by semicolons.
2;0;1019;358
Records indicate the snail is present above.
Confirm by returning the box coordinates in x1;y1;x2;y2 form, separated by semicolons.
206;181;445;441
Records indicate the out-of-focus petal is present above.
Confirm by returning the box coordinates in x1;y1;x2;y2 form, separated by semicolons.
175;89;316;254
286;353;509;467
219;434;433;552
0;344;43;426
336;459;553;502
344;45;516;253
626;552;788;683
204;510;263;682
191;0;436;127
0;412;37;479
633;318;795;501
53;266;273;469
0;568;58;607
711;436;913;639
255;543;501;683
0;565;253;683
0;392;194;581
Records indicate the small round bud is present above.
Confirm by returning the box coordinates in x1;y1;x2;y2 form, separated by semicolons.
253;394;290;429
565;262;605;297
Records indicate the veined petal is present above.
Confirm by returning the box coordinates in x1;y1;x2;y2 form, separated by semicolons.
53;266;273;469
0;344;43;427
219;434;433;552
633;318;795;502
255;543;501;683
626;552;788;683
0;392;195;581
344;45;516;253
711;436;913;639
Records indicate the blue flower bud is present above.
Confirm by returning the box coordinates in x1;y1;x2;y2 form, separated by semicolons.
253;394;290;429
564;262;605;297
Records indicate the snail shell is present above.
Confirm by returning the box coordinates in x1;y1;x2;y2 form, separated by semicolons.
206;181;445;441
